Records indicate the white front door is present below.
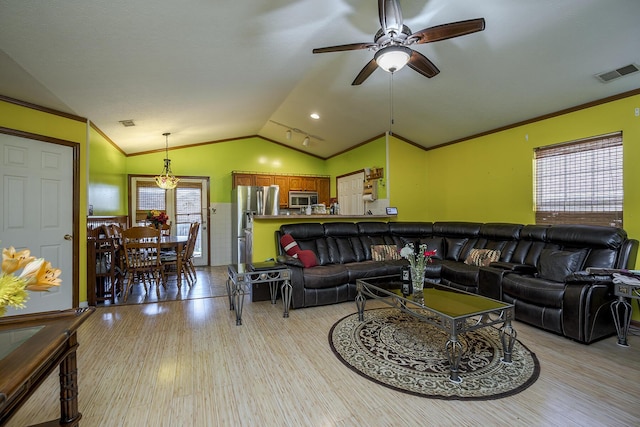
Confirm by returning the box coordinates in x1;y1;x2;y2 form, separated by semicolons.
1;134;74;315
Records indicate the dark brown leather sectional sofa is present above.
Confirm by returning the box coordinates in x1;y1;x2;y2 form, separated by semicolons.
275;221;638;344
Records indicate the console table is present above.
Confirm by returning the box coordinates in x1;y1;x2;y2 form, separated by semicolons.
226;263;292;325
0;307;95;426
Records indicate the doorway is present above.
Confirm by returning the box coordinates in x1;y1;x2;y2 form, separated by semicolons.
0;132;76;315
337;171;365;215
129;176;210;266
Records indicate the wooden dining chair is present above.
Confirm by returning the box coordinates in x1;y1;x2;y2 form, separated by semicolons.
161;222;200;287
160;223;171;236
121;226;165;301
184;222;200;283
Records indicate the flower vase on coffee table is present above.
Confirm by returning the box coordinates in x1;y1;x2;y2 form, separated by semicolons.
411;266;425;298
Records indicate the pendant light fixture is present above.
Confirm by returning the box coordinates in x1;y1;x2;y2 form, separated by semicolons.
155;132;180;189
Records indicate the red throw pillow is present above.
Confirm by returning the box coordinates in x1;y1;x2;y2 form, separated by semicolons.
297;249;318;268
280;234;300;257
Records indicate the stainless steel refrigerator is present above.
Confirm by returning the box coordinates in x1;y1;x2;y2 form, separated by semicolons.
232;185;280;264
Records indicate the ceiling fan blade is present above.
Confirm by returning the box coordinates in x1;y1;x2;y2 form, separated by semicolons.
313;42;376;54
379;0;403;36
407;50;440;78
409;18;486;44
352;59;379;85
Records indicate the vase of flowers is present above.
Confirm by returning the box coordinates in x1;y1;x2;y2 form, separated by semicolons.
399;243;437;297
147;210;169;228
0;245;62;316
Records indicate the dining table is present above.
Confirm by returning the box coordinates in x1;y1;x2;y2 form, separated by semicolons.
160;235;189;288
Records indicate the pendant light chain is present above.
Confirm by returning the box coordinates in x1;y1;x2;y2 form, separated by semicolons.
389;72;395;135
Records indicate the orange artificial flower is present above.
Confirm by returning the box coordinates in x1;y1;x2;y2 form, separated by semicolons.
2;246;36;275
20;259;62;291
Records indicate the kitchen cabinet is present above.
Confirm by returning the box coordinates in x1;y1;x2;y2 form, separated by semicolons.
254;174;274;186
273;176;289;207
232;173;254;187
288;177;303;191
302;177;317;191
317;177;330;205
232;172;330;208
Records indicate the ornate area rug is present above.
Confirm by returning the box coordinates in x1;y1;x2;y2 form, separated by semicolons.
329;308;540;400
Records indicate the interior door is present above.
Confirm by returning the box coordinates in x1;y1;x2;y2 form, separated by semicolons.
1;134;74;315
337;171;365;215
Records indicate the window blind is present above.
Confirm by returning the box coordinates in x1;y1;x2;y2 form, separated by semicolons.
534;132;623;227
135;181;167;223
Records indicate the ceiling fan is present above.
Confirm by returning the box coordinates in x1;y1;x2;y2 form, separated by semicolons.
312;0;485;85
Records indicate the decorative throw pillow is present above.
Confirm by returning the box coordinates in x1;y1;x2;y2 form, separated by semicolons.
280;234;300;257
464;248;501;267
371;244;401;261
538;249;588;282
297;249;318;268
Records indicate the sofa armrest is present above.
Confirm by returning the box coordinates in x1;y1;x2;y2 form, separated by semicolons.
565;270;613;284
562;274;617;343
276;254;304;268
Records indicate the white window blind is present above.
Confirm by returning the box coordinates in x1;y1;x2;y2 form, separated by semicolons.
135;181;167;224
534;132;623;227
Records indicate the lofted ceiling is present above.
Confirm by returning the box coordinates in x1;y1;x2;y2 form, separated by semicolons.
1;0;639;159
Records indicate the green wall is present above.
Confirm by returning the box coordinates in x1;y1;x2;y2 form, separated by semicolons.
125;137;328;205
388;136;429;221
88;127;128;215
424;94;640;244
325;136;388;199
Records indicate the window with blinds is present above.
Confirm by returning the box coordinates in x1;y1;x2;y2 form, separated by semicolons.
135;181;167;224
534;132;623;227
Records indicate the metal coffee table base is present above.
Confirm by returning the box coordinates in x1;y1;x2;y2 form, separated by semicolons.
356;284;516;383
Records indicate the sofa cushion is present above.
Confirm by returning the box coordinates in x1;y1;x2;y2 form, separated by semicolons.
370;244;401;261
538;248;588;282
441;262;481;288
417;237;444;260
502;275;565;308
298;249;318;268
444;237;468;260
464;248;501;267
280;234;300;257
302;264;350;289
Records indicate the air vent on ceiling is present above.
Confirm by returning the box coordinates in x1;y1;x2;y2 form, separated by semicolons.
595;63;640;83
118;119;136;127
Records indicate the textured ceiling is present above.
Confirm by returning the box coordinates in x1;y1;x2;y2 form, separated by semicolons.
1;0;639;158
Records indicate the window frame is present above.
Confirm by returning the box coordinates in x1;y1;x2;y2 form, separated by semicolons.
533;131;623;227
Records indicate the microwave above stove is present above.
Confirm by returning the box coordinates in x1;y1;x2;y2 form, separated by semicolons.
289;191;318;208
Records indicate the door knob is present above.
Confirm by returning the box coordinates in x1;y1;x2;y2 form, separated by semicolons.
64;234;73;241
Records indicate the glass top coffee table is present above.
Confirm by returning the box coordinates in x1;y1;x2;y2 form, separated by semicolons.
355;275;516;383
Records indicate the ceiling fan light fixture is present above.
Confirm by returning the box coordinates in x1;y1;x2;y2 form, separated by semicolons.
155;132;180;190
375;45;411;73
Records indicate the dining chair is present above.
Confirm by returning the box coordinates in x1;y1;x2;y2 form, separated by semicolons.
121;226;165;301
87;235;118;304
161;222;199;287
160;223;171;236
184;222;200;283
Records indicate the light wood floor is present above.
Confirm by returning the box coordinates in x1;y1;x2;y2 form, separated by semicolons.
6;274;640;426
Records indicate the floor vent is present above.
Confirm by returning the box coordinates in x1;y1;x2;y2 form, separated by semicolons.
595;64;640;83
